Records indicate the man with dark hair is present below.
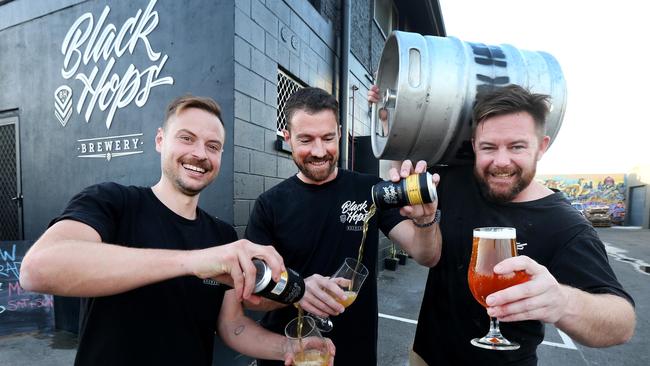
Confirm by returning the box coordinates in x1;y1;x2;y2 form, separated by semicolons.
20;95;331;366
370;84;635;365
236;87;441;365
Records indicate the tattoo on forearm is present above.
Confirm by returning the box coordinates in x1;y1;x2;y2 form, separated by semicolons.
234;325;245;336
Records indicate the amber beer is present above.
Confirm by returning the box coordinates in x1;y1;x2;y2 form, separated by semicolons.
285;316;330;366
468;228;529;308
336;290;358;308
324;289;358;308
293;349;330;366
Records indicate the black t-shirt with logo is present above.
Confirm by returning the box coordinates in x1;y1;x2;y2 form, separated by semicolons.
412;165;634;366
245;169;406;366
51;182;235;366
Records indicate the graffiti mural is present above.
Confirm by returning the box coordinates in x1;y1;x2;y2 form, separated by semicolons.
536;174;626;224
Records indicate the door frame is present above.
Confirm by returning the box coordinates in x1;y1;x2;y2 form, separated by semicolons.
0;112;23;240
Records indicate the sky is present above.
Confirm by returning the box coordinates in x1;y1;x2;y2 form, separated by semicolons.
438;0;650;175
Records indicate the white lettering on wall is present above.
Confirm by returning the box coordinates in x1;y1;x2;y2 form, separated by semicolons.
76;133;144;161
59;0;173;129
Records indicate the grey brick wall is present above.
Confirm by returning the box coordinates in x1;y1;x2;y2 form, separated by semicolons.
233;0;339;236
351;0;371;71
371;22;387;75
232;0;389;257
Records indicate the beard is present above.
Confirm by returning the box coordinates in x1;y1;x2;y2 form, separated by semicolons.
164;157;214;196
293;154;337;183
474;163;536;203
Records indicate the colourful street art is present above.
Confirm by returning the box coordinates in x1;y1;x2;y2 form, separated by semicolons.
535;173;626;224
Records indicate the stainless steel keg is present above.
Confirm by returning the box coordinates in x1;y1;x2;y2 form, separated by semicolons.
371;31;567;166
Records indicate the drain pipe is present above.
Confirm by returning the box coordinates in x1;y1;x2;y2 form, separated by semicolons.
349;84;359;171
338;0;351;170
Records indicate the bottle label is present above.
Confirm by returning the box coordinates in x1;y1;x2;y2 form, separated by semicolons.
270;271;288;295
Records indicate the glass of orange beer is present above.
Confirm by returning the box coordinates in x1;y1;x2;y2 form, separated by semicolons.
468;227;530;350
330;257;368;308
310;258;369;332
285;316;331;366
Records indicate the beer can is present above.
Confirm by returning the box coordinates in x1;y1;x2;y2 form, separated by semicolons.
252;259;305;304
371;172;437;210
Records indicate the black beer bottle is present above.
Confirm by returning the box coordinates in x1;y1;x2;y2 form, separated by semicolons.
371;172;437;210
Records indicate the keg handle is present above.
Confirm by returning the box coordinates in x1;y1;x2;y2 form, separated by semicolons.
382;88;397;108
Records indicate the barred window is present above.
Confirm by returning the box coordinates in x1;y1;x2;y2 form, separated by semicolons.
277;69;306;136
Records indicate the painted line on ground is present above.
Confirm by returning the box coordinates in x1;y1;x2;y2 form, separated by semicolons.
379;312;578;351
378;312;418;324
603;242;650;276
542;328;577;349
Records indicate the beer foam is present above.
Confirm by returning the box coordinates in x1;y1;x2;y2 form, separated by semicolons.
473;227;516;239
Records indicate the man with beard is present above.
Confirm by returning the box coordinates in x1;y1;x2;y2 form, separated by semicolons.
369;84;635;365
238;87;441;365
19;95;333;366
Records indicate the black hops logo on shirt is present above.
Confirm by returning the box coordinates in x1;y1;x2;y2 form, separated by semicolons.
340;200;371;232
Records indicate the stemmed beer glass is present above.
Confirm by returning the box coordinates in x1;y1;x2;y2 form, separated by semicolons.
310;257;369;332
284;316;331;366
467;227;530;350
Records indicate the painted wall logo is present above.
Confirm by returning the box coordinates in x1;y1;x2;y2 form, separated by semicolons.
55;0;173;160
54;86;73;127
76;133;144;161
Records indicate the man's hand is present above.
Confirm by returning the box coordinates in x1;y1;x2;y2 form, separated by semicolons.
388;159;440;222
185;239;285;302
485;255;570;324
368;84;381;104
297;274;346;317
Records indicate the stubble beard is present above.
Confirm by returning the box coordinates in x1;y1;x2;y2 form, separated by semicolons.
164;157;214;197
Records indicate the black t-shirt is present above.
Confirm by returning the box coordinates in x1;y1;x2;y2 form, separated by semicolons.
413;165;634;366
51;182;236;366
245;169;406;366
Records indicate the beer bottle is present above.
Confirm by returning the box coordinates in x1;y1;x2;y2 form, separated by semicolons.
371;172;437;210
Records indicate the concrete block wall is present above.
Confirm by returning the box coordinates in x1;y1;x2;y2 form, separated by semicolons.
231;0;397;267
231;0;396;270
232;0;338;237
